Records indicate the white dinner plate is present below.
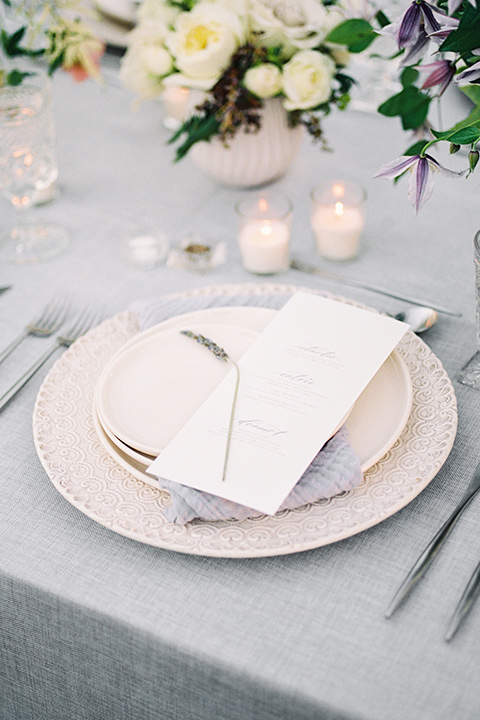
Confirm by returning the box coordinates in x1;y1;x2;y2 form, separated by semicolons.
94;306;412;473
95;0;137;25
33;283;457;558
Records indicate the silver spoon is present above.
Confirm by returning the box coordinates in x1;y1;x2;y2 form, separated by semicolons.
392;306;438;334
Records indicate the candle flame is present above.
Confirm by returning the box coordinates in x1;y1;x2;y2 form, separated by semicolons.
335;201;344;217
260;224;272;236
332;183;345;198
258;197;268;212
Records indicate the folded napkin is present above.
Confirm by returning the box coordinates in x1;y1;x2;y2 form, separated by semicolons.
130;292;364;524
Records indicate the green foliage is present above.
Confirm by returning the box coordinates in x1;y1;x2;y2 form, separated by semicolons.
325;19;377;53
168;114;221;161
431;125;480;144
378;86;431;130
404;140;429;156
6;69;34;85
401;67;419;88
439;2;480;54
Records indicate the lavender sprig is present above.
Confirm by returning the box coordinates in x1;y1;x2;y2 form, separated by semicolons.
180;330;240;482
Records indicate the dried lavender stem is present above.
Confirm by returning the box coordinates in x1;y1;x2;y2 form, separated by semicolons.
180;330;240;482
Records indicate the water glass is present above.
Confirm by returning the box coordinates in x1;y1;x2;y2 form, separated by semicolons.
0;70;68;263
457;230;480;389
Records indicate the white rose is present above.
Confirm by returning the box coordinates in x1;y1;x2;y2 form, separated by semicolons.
248;0;328;58
138;0;180;26
282;49;335;110
120;47;164;98
139;44;173;76
165;2;245;89
244;63;282;98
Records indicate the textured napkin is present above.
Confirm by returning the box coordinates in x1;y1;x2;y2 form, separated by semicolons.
130;292;364;524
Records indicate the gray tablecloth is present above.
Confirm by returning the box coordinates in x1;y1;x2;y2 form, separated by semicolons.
1;56;480;720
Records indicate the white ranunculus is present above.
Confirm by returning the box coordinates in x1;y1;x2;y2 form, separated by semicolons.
248;0;329;57
138;0;180;27
244;63;282;98
165;2;245;89
282;49;335;110
139;44;173;76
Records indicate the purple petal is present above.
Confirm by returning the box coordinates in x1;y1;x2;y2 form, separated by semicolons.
454;60;480;85
419;2;442;34
398;3;421;47
419;60;455;94
400;29;430;66
426;154;466;178
448;0;464;13
374;155;419;180
408;157;434;213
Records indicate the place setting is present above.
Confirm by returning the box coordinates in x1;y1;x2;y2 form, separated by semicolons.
31;279;458;559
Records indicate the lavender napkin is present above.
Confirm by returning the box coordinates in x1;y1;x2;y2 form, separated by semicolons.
130;292;364;524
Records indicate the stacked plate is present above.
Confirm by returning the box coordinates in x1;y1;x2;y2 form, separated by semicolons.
92;305;414;490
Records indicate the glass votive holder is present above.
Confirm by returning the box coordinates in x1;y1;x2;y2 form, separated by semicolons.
121;230;169;269
310;181;366;261
235;192;293;275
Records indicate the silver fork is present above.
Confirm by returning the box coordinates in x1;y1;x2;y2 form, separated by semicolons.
0;308;100;412
0;295;68;365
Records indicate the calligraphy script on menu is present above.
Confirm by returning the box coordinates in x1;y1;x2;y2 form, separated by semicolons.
148;292;408;515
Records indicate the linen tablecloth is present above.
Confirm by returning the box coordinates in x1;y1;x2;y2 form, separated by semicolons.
1;55;480;720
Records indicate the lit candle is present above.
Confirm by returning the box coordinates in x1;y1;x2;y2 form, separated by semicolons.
235;193;292;274
161;86;190;129
311;181;366;260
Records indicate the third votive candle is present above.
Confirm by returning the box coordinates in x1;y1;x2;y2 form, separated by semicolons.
236;192;293;274
311;181;366;260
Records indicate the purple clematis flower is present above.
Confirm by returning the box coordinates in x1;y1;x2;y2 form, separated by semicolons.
417;60;455;95
453;60;480;85
395;0;443;48
374;153;465;213
428;15;459;44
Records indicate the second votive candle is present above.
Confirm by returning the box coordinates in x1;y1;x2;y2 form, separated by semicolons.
311;181;366;260
235;192;293;274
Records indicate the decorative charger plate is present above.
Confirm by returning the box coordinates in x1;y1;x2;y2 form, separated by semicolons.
33;283;458;558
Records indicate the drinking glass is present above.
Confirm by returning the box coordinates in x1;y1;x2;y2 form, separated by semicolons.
457;229;480;390
0;71;68;264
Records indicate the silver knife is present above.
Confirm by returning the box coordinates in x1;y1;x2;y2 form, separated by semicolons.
385;459;480;623
0;286;11;296
290;259;461;318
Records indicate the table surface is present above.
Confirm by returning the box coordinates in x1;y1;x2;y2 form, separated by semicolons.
1;55;480;720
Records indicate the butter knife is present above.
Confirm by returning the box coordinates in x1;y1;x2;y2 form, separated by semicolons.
290;259;461;318
0;286;11;296
385;459;480;621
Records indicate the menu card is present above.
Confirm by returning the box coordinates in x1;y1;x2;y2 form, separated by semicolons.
148;292;408;515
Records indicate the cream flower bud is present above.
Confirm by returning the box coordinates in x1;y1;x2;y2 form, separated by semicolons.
140;45;173;77
244;63;282;98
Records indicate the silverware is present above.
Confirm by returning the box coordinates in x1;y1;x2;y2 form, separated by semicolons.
445;560;480;641
290;259;462;318
392;306;438;334
0;286;11;296
385;459;480;620
0;308;100;412
0;295;68;365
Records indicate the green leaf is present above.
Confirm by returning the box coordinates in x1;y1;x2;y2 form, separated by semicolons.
169;114;221;160
401;67;419;88
404;139;429;156
460;84;480;107
431;125;480;144
6;69;34;86
439;2;480;54
375;9;391;28
378;86;430;130
325;19;377;53
1;27;26;57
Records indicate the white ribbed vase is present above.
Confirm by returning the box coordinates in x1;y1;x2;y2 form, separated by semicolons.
189;98;303;188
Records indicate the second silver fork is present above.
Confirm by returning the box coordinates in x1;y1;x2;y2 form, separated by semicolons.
0;308;100;412
0;295;68;365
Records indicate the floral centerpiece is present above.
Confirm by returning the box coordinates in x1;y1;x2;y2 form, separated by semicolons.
329;0;480;211
0;0;104;86
120;0;362;163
